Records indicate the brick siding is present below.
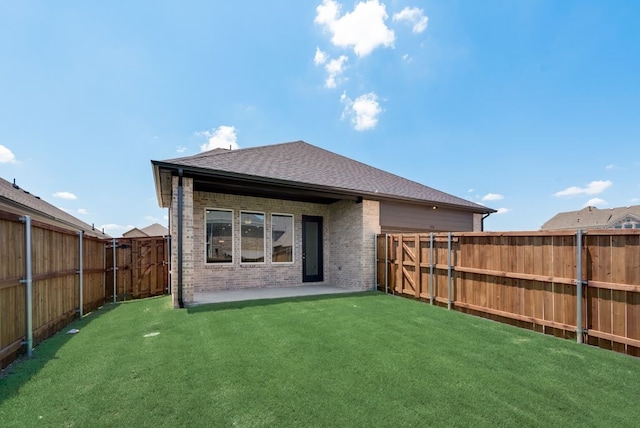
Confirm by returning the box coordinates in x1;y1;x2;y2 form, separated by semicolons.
168;190;381;305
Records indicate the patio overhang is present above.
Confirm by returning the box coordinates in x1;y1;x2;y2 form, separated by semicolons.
151;160;495;214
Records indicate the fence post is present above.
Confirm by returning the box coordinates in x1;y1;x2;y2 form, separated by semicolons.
447;232;452;310
78;230;84;317
576;229;584;344
19;216;34;358
112;238;117;303
166;235;171;294
384;234;389;294
374;234;378;291
429;233;434;305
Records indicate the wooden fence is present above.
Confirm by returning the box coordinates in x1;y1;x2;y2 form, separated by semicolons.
376;231;640;357
0;211;169;368
105;237;169;301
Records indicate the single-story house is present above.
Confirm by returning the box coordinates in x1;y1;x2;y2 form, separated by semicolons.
541;205;640;230
122;223;169;238
151;141;495;308
0;176;109;239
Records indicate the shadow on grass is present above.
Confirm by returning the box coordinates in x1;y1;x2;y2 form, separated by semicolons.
0;302;120;404
186;290;378;314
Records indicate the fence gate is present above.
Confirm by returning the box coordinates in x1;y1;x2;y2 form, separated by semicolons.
105;236;169;301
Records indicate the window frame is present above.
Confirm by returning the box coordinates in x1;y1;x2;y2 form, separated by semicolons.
204;208;234;265
240;210;266;264
271;213;294;264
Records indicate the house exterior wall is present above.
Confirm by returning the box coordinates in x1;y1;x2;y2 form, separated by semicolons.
379;201;475;233
473;213;483;231
327;199;380;289
167;191;381;299
191;192;331;292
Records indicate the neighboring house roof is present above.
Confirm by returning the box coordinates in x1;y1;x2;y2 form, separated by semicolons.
0;176;110;238
122;227;146;238
123;223;168;238
152;141;494;213
540;205;640;230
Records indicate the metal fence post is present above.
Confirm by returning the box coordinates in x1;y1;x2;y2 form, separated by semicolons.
384;234;389;294
374;234;378;291
166;234;171;295
78;230;84;317
112;238;117;303
429;233;434;305
19;216;34;357
576;229;584;344
447;232;452;310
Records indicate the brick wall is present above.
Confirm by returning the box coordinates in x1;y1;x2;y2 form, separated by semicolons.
327;199;380;289
191;192;331;292
167;191;382;295
170;176;194;307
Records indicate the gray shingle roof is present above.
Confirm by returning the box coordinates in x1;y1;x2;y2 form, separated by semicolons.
540;205;640;230
158;141;492;212
0;176;110;238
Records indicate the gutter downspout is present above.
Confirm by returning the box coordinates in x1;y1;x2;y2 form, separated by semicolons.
481;213;492;231
177;168;184;308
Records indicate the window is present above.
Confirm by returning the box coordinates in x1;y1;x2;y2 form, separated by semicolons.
272;214;294;263
241;212;265;263
205;209;233;264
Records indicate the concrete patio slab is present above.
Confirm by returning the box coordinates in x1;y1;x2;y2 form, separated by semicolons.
191;285;366;306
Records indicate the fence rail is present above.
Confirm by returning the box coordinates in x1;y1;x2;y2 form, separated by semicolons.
0;210;168;368
376;231;640;357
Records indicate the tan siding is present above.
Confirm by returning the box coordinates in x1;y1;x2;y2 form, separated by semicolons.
380;201;474;233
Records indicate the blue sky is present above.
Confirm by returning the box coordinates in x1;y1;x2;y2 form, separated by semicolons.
1;0;639;235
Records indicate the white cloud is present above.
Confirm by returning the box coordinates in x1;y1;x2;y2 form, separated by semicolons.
481;193;504;201
315;0;395;57
495;208;511;215
176;146;187;153
314;47;328;65
100;224;125;231
468;188;475;193
100;224;135;234
605;164;615;170
324;55;348;88
584;198;607;207
392;7;429;33
630;197;639;203
197;125;239;151
145;215;159;222
401;53;411;62
554;180;612;197
53;191;77;200
0;145;16;163
341;91;382;131
77;208;89;215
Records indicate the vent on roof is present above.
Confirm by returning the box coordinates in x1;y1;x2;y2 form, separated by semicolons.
12;179;19;189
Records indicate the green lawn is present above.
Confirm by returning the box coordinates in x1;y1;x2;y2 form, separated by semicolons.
1;292;639;427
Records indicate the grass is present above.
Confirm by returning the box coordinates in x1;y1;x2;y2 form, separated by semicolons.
1;292;639;427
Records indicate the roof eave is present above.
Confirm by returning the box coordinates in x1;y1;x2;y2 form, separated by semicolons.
152;161;495;214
